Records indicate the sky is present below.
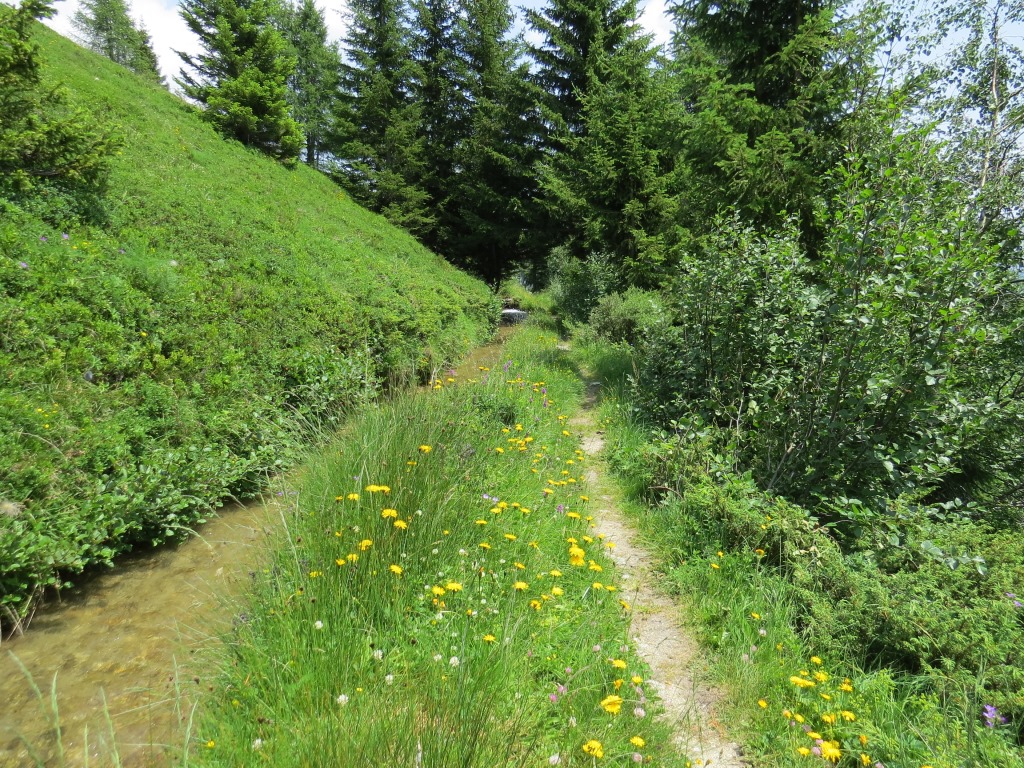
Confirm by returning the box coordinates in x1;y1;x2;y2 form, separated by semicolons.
42;0;676;87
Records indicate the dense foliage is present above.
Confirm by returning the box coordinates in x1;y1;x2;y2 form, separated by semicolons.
0;0;120;223
0;28;496;626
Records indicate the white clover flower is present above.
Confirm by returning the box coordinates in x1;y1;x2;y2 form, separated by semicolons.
336;694;349;706
449;656;460;667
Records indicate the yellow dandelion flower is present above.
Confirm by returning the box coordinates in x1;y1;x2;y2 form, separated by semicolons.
822;714;836;725
820;741;841;763
797;747;811;756
567;511;581;520
630;736;645;748
814;671;829;682
751;612;761;620
631;675;643;685
495;447;505;454
861;755;871;766
504;533;517;541
445;582;462;592
579;495;589;502
418;445;432;453
610;659;627;670
592;582;604;590
347;553;359;562
810;656;823;665
859;735;868;747
431;586;446;596
483;634;496;643
619;599;631;611
514;581;529;591
529;599;542;610
582;740;604;758
711;563;721;570
841;710;856;722
600;694;623;714
479;542;491;550
758;699;768;709
389;564;403;576
358;539;373;551
382;508;398;519
550;569;563;577
790;676;816;688
807;731;822;740
551;586;564;596
347;493;360;501
394;519;408;530
569;545;586;566
336;558;346;566
588;560;603;572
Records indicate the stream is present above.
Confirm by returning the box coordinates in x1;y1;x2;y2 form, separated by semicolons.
0;328;515;767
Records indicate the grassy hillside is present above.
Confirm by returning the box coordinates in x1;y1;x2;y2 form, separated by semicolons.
0;26;497;625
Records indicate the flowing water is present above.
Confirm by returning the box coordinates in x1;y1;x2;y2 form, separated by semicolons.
0;493;288;767
0;328;516;767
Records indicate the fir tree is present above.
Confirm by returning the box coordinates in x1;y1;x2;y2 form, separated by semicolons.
279;0;339;168
177;0;303;163
410;0;469;252
332;0;432;235
540;37;675;286
71;0;163;83
527;0;638;142
1;0;120;220
447;0;540;283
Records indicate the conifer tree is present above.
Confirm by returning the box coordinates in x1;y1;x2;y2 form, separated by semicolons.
278;0;339;168
332;0;432;235
71;0;163;83
410;0;468;252
540;37;675;286
1;0;120;219
447;0;539;283
526;0;644;264
527;0;638;144
177;0;303;163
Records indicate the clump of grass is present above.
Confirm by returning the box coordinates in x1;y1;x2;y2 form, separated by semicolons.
188;330;686;767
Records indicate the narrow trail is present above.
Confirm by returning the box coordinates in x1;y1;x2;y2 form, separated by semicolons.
571;381;745;767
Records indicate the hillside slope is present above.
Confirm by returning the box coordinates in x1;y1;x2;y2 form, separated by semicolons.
0;26;497;624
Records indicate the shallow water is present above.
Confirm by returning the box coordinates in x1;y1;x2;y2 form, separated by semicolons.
0;328;515;767
0;494;287;767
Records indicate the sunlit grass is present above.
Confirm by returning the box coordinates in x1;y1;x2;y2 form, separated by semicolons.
188;330;686;767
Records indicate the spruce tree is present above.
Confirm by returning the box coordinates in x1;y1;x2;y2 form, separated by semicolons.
279;0;339;168
410;0;468;252
526;0;643;263
332;0;432;235
71;0;163;83
527;0;638;143
447;0;539;284
540;37;675;286
177;0;303;163
1;0;120;220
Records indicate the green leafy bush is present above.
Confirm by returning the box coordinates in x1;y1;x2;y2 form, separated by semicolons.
588;287;663;346
634;129;1016;513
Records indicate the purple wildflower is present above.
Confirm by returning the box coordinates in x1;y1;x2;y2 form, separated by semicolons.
17;261;28;269
62;233;69;240
39;236;47;242
983;704;1007;728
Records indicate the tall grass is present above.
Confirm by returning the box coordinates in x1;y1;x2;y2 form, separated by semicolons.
188;329;685;767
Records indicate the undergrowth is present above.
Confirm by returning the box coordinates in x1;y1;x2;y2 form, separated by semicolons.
572;338;1024;768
